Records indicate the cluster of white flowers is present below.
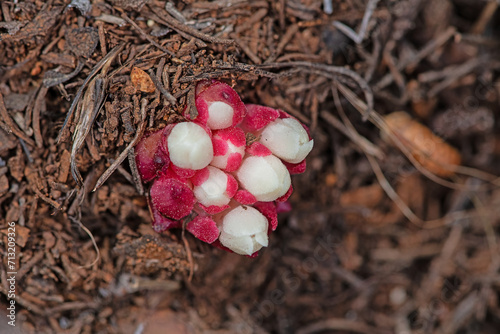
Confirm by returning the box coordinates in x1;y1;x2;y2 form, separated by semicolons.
135;80;314;256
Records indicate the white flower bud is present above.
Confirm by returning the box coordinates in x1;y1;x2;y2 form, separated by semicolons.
167;122;213;170
260;118;314;164
207;101;235;129
236;155;291;202
219;206;269;255
193;166;234;207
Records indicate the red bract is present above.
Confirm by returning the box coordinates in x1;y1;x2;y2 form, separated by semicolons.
234;189;257;205
283;159;307;175
135;129;169;182
151;204;182;233
246;142;272;157
189;80;247;130
134;80;314;255
253;201;278;232
186;216;219;243
211;127;246;172
150;173;196;220
240;104;279;132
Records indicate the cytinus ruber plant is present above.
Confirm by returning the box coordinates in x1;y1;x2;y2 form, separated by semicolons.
135;80;314;256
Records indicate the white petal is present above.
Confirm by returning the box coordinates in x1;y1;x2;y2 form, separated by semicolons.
219;234;255;255
254;231;269;247
222;206;268;237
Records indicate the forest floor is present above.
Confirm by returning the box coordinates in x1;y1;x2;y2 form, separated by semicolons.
1;0;500;333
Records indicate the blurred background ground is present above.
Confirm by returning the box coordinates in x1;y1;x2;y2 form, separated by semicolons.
1;0;500;333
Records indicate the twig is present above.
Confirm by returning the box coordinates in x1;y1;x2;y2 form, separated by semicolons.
127;150;144;196
297;318;390;334
234;38;262;64
93;98;148;191
470;1;498;35
265;24;299;63
57;44;124;143
146;5;235;45
120;11;175;57
365;153;423;226
256;61;374;115
181;226;194;283
323;0;333;15
374;26;456;91
19;138;34;164
32;86;48;148
148;69;177;106
333;0;380;44
321;111;383;159
0;92;36;146
70;216;101;268
70;77;106;187
427;56;487;97
16;251;44;283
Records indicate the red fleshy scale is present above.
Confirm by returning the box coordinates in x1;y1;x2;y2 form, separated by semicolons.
276;184;293;202
151;204;182;233
254;201;278;232
212;135;229;156
170;164;197;179
225;153;243;172
191;167;210;186
214;127;246;147
226;174;238;198
283;159;307;175
135;129;169;182
240;104;280;132
234;189;257;205
211;128;246;172
189;80;247;128
150;173;196;220
186;216;219;243
199;203;230;215
246;142;272;157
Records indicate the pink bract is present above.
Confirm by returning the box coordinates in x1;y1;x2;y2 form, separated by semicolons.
234;189;257;205
186;216;219;243
211;127;246;172
240;104;280;132
150;174;196;220
189;80;247;129
283;159;307;174
246;142;272;157
151;204;182;233
254;201;278;232
135;129;169;182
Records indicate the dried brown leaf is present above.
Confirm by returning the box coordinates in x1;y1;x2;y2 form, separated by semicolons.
130;67;156;93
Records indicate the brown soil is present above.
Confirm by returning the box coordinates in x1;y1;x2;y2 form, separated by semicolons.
1;0;500;333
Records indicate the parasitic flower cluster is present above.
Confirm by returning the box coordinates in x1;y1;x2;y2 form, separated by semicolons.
135;80;314;256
